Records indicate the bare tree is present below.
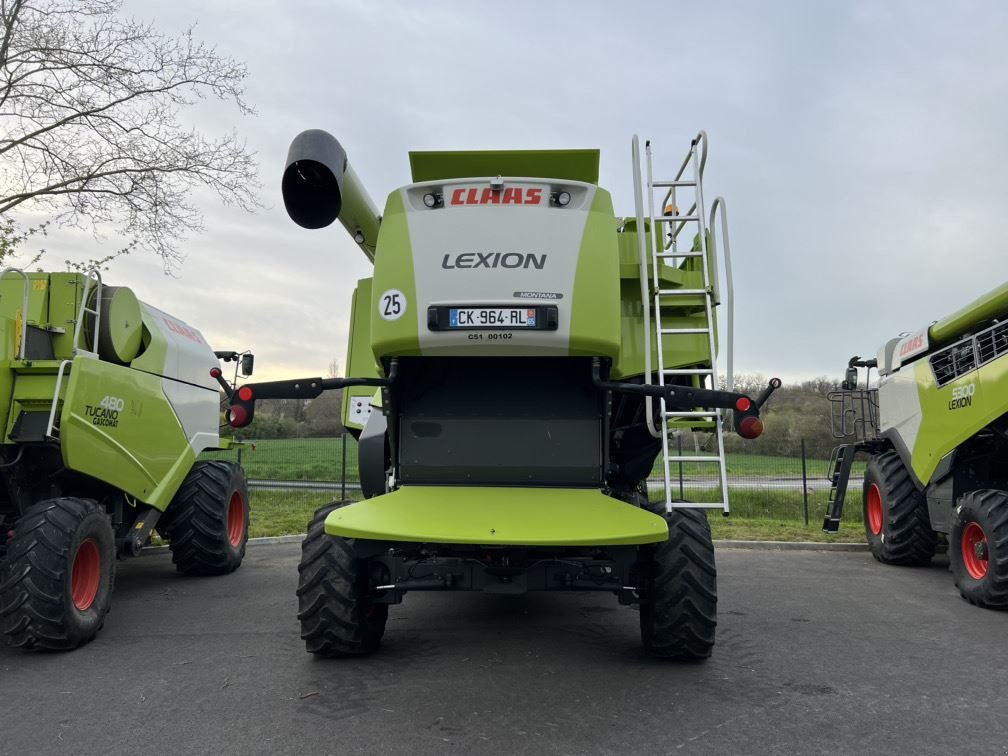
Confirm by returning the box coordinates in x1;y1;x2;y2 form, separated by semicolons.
0;0;260;270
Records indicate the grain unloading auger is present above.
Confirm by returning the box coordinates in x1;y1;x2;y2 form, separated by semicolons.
0;270;252;650
225;130;780;659
825;281;1008;608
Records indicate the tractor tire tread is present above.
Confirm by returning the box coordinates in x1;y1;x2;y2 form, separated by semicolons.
640;506;717;660
297;502;387;657
865;451;935;565
165;460;248;576
951;489;1008;608
0;498;113;651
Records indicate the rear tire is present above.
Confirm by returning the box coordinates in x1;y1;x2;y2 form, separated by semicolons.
863;451;935;565
0;498;115;651
637;506;717;660
297;502;388;657
165;461;249;576
950;489;1008;609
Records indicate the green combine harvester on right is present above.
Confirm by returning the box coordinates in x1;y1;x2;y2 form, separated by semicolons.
825;281;1008;608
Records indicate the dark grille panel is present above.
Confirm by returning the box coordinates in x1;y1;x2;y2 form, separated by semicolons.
929;319;1007;387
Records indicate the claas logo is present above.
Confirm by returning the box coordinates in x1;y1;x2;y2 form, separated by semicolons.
449;187;544;206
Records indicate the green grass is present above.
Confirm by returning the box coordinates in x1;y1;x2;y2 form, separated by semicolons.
202;437;357;482
709;517;866;543
206;437;857;484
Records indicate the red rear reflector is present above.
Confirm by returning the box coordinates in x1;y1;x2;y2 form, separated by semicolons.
227;405;250;428
210;367;222;378
735;397;751;412
237;386;254;402
737;415;764;440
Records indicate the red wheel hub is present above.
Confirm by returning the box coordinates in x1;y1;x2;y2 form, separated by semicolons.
226;491;246;547
71;538;101;611
962;522;989;580
867;483;883;536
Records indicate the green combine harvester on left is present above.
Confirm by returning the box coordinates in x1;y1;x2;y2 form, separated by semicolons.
0;269;252;651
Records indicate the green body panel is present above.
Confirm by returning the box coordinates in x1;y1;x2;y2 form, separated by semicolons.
909;355;1008;485
47;273;87;358
610;220;717;381
410;149;600;185
325;486;668;546
59;357;194;510
929;281;1008;347
342;278;380;429
370;190;420;361
568;189;621;358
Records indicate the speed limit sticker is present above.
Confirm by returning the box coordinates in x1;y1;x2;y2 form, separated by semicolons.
379;289;407;321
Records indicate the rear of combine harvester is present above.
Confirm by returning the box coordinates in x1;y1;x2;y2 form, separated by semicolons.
227;130;779;659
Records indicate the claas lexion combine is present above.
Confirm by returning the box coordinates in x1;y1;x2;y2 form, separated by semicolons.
223;130;780;659
0;271;252;650
826;282;1008;608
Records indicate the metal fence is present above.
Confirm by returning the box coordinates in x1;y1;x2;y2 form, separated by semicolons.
204;435;866;536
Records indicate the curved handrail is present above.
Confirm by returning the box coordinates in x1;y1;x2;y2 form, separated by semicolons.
708;196;734;394
71;268;103;356
631;135;660;438
0;267;30;360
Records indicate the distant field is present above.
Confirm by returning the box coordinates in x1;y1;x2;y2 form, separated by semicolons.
206;437;855;483
202;437;355;482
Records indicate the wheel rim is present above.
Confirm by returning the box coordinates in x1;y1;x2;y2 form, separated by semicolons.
867;483;884;536
962;522;989;580
71;539;102;611
226;491;246;547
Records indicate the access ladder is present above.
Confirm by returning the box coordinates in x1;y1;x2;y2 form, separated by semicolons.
632;132;735;513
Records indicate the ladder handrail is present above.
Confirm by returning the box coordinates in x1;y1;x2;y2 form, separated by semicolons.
45;359;73;439
0;267;30;360
631;135;660;438
71;269;102;357
660;130;708;246
709;196;734;394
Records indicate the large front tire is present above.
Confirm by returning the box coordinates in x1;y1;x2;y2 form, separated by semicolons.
0;498;115;651
863;451;935;565
165;461;249;576
637;506;717;660
950;489;1008;609
297;503;388;657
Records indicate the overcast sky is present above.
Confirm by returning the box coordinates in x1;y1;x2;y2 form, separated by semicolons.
26;0;1008;384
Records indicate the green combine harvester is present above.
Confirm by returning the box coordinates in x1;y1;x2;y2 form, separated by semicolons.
225;130;779;659
0;270;251;650
826;281;1008;608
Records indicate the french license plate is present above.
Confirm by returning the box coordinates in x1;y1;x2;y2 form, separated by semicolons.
449;307;537;328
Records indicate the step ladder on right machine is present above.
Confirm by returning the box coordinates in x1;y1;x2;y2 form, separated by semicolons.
632;132;736;514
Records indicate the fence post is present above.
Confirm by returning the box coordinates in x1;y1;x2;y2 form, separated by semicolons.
677;434;684;499
801;438;809;526
340;435;347;501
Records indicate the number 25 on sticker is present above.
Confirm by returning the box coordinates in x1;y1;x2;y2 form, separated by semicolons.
379;289;407;321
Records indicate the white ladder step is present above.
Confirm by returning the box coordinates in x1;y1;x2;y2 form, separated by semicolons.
665;455;723;463
660;327;709;334
652;180;697;188
654;214;699;223
656;288;709;296
655;250;704;259
662;368;713;376
666;502;728;510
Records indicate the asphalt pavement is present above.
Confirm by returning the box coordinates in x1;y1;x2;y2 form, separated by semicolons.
1;542;1005;755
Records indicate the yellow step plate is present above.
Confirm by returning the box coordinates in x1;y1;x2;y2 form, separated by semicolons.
325;486;669;546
